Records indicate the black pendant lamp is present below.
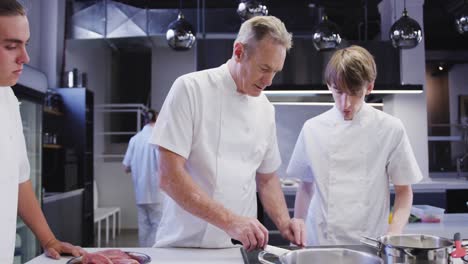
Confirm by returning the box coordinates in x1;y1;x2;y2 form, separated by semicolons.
389;0;422;49
312;15;342;52
455;1;468;35
166;1;196;51
237;0;268;22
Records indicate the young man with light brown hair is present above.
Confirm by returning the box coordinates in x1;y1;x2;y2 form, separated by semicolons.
0;0;84;261
288;45;422;245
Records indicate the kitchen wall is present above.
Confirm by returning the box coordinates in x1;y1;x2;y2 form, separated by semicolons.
63;38;197;228
448;64;468;160
275;105;331;176
20;0;65;88
64;39;143;228
379;0;429;179
151;38;197;111
19;0;41;69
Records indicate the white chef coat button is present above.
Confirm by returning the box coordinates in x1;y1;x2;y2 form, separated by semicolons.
245;127;250;133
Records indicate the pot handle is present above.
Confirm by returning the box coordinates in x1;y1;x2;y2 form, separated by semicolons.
258;245;291;264
360;236;381;250
402;248;416;258
258;251;277;264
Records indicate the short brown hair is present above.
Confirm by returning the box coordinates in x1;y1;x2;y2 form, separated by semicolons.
0;0;26;16
324;45;377;95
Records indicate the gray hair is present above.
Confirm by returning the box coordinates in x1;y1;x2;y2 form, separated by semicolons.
235;16;293;51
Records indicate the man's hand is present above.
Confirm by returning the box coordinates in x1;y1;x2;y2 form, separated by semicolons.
43;238;86;259
225;215;269;252
278;218;306;247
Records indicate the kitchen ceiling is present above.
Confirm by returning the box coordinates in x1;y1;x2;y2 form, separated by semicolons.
102;0;468;50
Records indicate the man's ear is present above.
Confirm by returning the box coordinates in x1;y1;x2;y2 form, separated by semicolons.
233;42;245;62
366;81;375;95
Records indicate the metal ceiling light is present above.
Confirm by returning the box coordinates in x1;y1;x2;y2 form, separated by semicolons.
455;1;468;35
166;1;196;51
312;15;342;52
389;0;422;49
237;0;268;21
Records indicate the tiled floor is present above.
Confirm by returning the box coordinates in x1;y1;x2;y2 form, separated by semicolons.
98;229;139;248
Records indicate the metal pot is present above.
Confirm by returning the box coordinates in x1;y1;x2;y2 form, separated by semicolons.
362;234;459;264
258;245;384;264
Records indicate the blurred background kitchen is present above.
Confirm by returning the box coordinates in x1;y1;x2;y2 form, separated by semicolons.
12;0;468;262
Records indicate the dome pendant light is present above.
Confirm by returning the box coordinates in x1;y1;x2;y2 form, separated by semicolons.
237;0;268;21
389;0;422;49
312;15;342;52
166;1;196;51
455;0;468;35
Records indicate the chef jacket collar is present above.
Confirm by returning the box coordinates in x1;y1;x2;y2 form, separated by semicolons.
330;102;371;127
221;62;250;100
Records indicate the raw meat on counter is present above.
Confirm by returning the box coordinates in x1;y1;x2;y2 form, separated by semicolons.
81;249;141;264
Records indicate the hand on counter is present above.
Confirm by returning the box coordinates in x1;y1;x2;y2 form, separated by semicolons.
43;238;86;259
278;217;306;247
225;215;269;252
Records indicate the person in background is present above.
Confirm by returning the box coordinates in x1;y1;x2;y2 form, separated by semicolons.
150;15;305;251
123;109;164;247
0;1;85;262
288;45;423;246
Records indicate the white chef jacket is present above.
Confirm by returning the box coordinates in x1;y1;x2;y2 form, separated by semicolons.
287;103;422;246
150;63;281;248
0;87;30;263
122;124;161;204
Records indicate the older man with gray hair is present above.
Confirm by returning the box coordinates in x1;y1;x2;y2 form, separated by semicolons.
150;16;305;251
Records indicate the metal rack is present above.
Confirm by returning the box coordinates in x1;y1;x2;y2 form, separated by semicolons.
94;104;148;160
429;123;468;178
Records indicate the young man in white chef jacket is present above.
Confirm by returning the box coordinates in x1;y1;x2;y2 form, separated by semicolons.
0;1;85;262
288;45;423;246
150;16;305;251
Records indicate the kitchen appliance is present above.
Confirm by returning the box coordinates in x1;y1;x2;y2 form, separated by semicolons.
362;234;467;264
258;245;383;264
